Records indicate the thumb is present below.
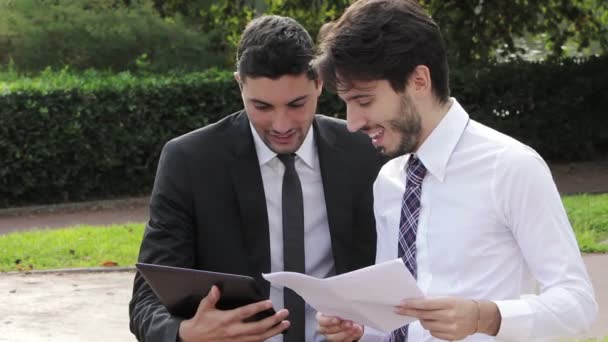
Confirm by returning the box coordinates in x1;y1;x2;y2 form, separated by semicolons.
198;285;220;312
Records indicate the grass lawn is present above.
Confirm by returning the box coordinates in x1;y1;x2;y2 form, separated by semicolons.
0;194;606;272
0;223;144;272
564;193;608;253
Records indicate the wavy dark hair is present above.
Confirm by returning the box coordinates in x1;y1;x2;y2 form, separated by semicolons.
236;15;317;81
314;0;450;102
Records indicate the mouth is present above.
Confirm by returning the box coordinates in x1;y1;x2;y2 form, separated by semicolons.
365;127;385;147
269;130;296;145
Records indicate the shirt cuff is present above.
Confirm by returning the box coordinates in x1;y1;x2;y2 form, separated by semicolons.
494;299;534;341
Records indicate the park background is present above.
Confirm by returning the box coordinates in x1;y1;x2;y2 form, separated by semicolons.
0;0;607;209
0;1;606;340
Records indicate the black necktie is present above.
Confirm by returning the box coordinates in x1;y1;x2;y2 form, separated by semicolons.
278;154;306;341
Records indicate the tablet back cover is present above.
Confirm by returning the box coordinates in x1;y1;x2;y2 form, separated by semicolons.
136;262;273;319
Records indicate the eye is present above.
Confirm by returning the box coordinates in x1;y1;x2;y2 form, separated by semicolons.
254;104;272;111
358;100;372;107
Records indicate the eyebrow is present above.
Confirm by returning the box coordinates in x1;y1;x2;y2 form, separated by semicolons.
250;95;309;107
287;95;309;105
344;94;373;102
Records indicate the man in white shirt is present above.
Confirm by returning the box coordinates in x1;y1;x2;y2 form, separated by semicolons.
313;0;598;341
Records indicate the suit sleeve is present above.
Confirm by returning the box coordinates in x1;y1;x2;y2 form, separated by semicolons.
129;140;197;342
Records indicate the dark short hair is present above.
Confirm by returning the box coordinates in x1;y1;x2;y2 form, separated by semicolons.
314;0;450;102
236;15;316;81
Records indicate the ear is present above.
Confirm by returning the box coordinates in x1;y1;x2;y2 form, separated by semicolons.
234;72;243;90
408;65;431;97
315;78;324;96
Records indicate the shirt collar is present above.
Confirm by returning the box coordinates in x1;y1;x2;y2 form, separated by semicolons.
402;98;469;182
249;123;317;169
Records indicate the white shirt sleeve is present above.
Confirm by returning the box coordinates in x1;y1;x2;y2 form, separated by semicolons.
492;145;598;341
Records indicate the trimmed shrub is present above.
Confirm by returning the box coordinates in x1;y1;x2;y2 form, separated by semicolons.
0;69;240;207
0;57;606;207
455;57;606;161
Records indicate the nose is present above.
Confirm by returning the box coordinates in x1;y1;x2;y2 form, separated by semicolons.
346;105;366;132
272;110;291;133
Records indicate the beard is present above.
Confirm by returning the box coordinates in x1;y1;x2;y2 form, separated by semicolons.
382;93;422;158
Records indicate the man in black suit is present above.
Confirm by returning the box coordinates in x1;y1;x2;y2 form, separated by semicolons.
129;15;382;342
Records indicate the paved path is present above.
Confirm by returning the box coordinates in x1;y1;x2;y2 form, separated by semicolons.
0;198;149;235
1;270;136;342
585;254;608;338
1;256;606;341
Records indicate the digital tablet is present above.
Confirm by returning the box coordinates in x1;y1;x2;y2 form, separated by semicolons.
136;262;276;321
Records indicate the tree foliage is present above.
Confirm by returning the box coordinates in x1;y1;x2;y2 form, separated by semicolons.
0;0;223;72
151;0;607;66
423;0;608;63
2;0;605;71
149;0;352;67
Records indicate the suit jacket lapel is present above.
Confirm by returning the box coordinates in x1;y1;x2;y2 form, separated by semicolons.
314;118;351;273
228;112;271;296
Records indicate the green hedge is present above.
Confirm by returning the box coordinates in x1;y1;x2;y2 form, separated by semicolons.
1;57;606;207
454;57;608;161
0;69;242;207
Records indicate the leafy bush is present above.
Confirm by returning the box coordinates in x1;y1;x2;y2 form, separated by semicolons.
0;57;606;207
0;0;222;72
0;68;240;207
456;57;607;161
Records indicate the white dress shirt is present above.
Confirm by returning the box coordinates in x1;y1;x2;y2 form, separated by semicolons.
250;124;335;342
362;99;597;341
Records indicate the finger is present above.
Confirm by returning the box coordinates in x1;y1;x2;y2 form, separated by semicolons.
198;285;221;312
241;309;290;336
340;319;355;328
316;312;342;326
232;299;275;322
248;320;290;341
345;323;363;338
394;306;444;320
340;319;361;335
318;322;362;338
399;297;451;310
316;318;353;334
419;318;451;334
325;331;358;342
317;323;349;335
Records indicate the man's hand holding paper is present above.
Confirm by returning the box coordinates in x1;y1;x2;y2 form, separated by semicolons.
262;258;424;334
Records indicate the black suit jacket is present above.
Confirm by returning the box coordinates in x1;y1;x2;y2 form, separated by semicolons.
129;111;383;341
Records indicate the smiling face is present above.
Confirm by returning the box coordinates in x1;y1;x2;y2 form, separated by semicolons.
238;73;323;155
339;80;422;158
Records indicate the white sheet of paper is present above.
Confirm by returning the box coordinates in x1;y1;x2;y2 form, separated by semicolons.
262;258;424;333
